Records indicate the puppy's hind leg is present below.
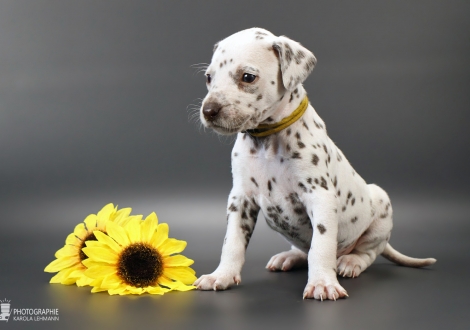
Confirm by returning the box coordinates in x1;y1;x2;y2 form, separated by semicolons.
337;184;393;278
266;246;308;271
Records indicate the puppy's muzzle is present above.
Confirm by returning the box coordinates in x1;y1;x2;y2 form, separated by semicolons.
202;102;222;121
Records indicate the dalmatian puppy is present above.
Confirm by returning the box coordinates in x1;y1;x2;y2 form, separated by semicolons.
193;27;436;300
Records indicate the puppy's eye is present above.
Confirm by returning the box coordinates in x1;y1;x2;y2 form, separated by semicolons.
206;74;212;84
242;73;257;83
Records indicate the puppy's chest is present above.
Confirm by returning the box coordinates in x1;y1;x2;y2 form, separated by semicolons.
234;144;315;248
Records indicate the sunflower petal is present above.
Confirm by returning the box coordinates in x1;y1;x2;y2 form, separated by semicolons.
44;256;80;273
106;221;130;246
49;268;77;284
113;208;132;224
150;223;169;248
126;286;144;295
108;286;127;295
125;218;142;243
146;286;168;295
76;275;94;287
85;265;117;279
55;245;79;258
101;274;122;289
82;247;118;264
84;240;104;248
141;213;158;242
171;281;196;292
97;203;116;221
91;286;109;293
65;233;81;245
158;238;187;256
164;255;194;267
163;266;197;285
69;268;85;278
157;276;180;289
73;223;87;239
93;230;122;253
83;214;98;231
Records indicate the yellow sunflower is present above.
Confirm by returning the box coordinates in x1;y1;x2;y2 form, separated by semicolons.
44;203;141;286
81;213;196;295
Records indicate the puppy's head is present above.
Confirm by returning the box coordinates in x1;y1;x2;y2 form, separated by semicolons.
200;27;316;135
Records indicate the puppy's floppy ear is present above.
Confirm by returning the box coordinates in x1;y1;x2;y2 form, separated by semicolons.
272;36;317;91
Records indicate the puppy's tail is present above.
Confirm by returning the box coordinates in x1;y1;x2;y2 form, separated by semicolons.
381;243;436;267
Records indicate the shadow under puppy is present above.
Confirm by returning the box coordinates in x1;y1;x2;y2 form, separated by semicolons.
193;27;436;301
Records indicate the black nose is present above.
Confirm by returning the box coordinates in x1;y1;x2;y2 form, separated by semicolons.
202;102;222;121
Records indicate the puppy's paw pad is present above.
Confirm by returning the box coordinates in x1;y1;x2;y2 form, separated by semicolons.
266;250;307;272
303;280;348;301
337;254;364;278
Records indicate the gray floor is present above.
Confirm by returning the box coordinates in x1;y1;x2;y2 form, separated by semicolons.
1;188;469;330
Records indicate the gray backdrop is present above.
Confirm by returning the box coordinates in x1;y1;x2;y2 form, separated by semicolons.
0;1;469;329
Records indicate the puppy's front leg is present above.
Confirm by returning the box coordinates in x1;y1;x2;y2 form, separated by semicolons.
194;194;259;291
303;191;348;300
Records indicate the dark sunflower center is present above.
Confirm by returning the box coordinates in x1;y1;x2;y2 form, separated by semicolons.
79;231;101;261
117;242;163;288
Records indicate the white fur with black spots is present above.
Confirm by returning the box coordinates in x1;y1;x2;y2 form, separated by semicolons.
193;27;436;300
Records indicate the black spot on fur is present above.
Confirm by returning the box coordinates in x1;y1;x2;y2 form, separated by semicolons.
250;177;259;187
351;216;358;223
317;224;326;234
311;154;319;166
257;94;263;101
298;182;307;192
320;177;328;190
302;120;309;130
271;81;275;85
305;57;316;72
228;203;238;212
268;180;272;191
292;151;301;159
337;152;343;162
351;198;356;206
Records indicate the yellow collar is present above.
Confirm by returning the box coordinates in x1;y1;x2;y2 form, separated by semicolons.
245;96;309;137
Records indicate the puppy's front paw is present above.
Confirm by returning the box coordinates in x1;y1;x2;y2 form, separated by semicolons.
193;271;241;291
303;277;348;301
